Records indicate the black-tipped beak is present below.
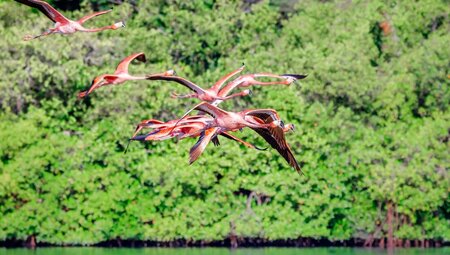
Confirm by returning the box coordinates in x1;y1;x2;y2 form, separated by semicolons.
255;146;268;151
130;134;148;141
281;74;308;80
291;124;295;131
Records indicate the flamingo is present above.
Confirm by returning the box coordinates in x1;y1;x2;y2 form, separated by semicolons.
129;116;265;151
146;65;249;102
146;65;306;103
15;0;125;41
172;102;300;172
212;73;307;105
78;53;175;98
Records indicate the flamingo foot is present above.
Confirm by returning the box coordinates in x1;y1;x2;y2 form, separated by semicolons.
23;35;35;41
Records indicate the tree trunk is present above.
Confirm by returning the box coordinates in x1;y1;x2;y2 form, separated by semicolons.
386;201;394;249
379;237;385;248
405;239;410;247
229;221;238;248
25;235;36;249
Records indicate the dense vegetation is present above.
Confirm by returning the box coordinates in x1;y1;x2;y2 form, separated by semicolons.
0;0;448;248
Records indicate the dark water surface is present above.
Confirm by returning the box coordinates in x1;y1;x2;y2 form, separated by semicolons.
0;248;449;255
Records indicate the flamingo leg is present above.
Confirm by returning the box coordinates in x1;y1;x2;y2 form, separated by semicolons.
220;90;252;100
221;132;267;151
170;92;197;99
23;29;55;41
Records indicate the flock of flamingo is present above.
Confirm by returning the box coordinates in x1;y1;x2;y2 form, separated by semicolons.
16;0;307;173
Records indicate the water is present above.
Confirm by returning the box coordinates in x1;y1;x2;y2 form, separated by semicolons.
0;248;449;255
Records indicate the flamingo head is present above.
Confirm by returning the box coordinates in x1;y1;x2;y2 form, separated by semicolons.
269;120;285;129
83;75;107;97
281;74;308;84
112;21;125;30
283;123;295;132
165;69;176;76
243;89;252;96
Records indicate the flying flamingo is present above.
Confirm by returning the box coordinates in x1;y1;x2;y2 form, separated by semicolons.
146;65;249;102
128;116;265;152
146;65;306;103
171;102;300;172
212;73;307;105
78;53;175;98
15;0;125;41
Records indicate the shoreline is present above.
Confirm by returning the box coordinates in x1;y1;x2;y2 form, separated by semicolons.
1;238;448;249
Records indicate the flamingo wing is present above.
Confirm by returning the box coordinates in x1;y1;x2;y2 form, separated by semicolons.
177;102;228;125
248;112;301;173
15;0;70;24
217;75;247;98
245;109;281;122
78;9;112;24
189;127;219;164
210;64;245;92
114;52;146;74
146;75;206;95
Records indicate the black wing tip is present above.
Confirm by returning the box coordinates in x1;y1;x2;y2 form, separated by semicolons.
130;135;147;141
281;74;308;80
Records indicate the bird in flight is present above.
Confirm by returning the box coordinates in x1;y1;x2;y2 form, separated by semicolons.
15;0;125;40
78;52;174;98
147;65;307;104
171;102;300;172
128;115;266;153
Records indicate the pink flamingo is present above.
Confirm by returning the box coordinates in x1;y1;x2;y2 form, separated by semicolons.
212;73;307;105
146;65;249;102
128;116;265;152
147;65;306;103
172;102;300;172
15;0;125;40
78;53;175;98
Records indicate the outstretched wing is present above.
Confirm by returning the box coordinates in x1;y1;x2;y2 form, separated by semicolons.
168;102;227;135
217;75;246;98
210;64;245;92
248;111;301;173
115;52;146;74
176;102;227;125
189;127;219;164
15;0;70;24
78;9;112;24
146;75;206;95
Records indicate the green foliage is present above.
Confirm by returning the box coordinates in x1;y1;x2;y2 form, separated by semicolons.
0;0;448;245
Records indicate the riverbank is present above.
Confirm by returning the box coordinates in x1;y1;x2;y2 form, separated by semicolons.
1;237;447;249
